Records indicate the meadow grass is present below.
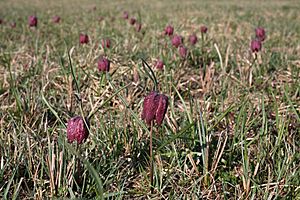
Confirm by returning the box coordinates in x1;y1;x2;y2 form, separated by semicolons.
0;0;299;199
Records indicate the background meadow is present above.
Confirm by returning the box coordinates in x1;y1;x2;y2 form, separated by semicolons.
0;0;299;199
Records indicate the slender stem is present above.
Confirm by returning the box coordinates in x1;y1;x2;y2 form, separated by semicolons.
150;121;154;194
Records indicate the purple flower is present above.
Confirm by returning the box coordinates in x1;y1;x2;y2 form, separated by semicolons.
129;17;136;25
189;34;198;45
52;15;61;23
171;35;183;48
255;27;266;41
98;57;110;72
155;59;164;70
136;23;142;32
164;25;174;36
79;34;89;44
155;94;168;126
141;91;168;126
28;15;38;27
67;116;89;144
101;38;111;49
123;11;129;19
250;39;262;53
200;25;208;34
179;45;188;58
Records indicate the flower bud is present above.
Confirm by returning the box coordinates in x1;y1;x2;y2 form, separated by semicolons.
29;15;38;27
67;116;89;144
79;34;89;44
171;35;182;48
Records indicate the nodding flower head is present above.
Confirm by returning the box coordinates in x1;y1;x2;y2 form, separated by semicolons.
155;59;164;70
189;34;198;45
179;45;188;58
200;25;208;34
171;34;183;48
79;34;89;44
28;15;38;27
52;15;61;23
250;39;262;53
141;91;168;126
67;116;89;144
164;25;174;36
101;38;111;49
129;17;136;25
123;11;129;19
98;57;110;72
255;27;266;41
155;94;168;126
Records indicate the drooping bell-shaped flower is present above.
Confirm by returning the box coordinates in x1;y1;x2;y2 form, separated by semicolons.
141;92;168;126
79;34;89;44
155;94;168;126
179;45;188;58
200;25;208;34
29;15;38;27
164;25;174;36
141;91;159;125
129;17;136;25
189;34;198;45
255;27;266;41
98;57;110;72
67;116;89;144
154;59;164;70
250;39;262;53
171;34;183;48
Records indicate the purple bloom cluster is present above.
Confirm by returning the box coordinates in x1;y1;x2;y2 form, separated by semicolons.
251;27;266;53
